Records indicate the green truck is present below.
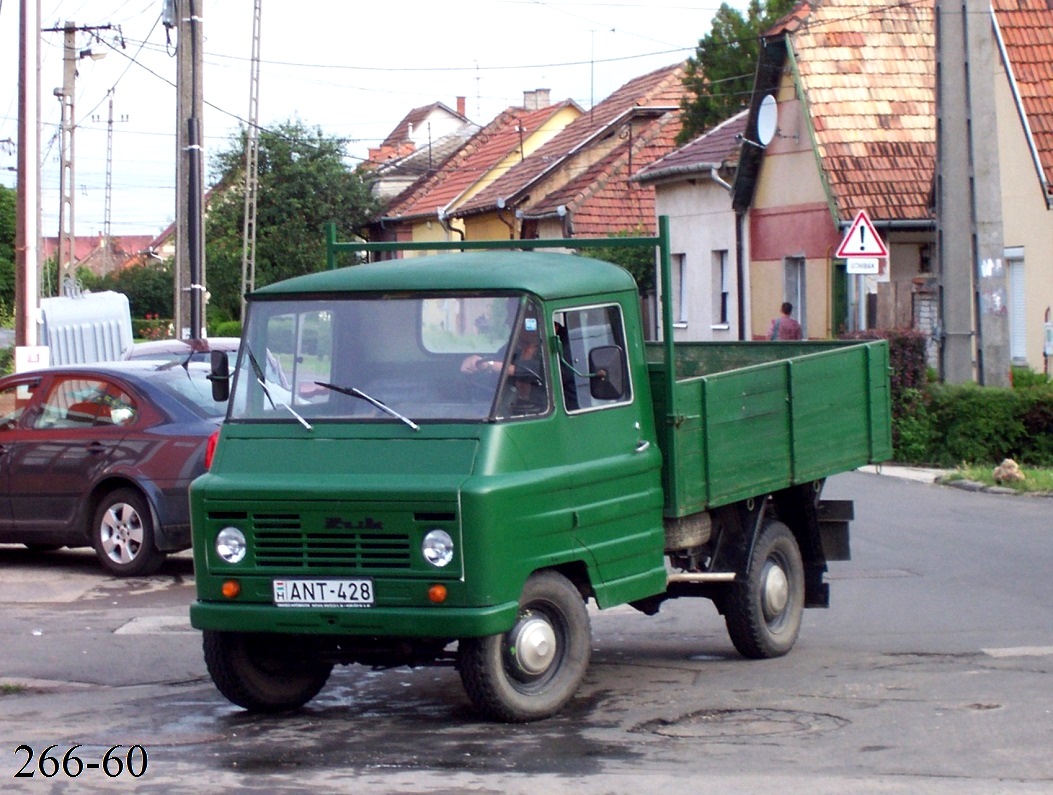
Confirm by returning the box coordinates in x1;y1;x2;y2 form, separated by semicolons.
190;219;892;721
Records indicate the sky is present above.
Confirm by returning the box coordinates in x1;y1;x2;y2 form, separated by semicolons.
0;1;736;239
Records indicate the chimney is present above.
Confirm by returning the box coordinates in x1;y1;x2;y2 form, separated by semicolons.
523;89;551;111
456;96;466;117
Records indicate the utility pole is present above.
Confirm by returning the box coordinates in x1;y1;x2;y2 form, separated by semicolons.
935;0;1009;385
15;0;40;349
56;21;77;295
46;21;112;295
174;0;205;339
240;0;262;321
92;89;128;272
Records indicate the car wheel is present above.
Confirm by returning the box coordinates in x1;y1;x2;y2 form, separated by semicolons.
91;488;165;576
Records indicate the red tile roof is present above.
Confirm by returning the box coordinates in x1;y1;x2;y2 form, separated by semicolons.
993;0;1053;197
380;101;468;148
522;111;685;236
386;100;579;221
454;62;687;218
771;0;936;222
635;109;747;182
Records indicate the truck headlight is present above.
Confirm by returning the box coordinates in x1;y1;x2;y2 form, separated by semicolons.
422;529;454;567
216;527;247;564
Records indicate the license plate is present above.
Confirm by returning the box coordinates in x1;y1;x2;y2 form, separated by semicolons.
273;578;374;607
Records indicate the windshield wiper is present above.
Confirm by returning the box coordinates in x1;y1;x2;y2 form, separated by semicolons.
314;381;420;431
245;348;312;430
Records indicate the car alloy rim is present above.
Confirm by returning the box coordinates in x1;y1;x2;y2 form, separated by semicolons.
99;502;145;564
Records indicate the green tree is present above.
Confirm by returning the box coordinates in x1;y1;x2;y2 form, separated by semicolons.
581;227;658;296
88;260;174;319
205;120;382;322
678;0;797;145
0;184;15;319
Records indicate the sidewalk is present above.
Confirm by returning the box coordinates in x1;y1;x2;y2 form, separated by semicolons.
856;463;947;483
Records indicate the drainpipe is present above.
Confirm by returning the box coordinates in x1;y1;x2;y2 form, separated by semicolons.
437;209;464;241
496;198;516;239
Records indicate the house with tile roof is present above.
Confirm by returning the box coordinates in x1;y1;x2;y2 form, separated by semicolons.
729;0;1053;373
365;97;479;203
733;0;937;341
450;63;689;241
368;93;582;252
634;110;747;340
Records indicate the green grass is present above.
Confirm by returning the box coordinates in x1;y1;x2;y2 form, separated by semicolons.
942;464;1053;494
1;682;26;696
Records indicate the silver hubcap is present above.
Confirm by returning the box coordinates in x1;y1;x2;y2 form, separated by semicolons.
761;560;789;620
510;614;558;675
99;503;144;564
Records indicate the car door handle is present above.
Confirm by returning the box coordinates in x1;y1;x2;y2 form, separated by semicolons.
86;441;108;455
634;440;650;454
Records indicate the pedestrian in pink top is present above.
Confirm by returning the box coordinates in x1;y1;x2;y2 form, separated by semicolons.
768;302;803;340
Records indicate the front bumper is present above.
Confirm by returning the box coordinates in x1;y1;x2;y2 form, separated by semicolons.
189;598;520;639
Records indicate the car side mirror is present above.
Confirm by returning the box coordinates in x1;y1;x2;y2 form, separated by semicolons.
208;349;230;402
588;345;626;401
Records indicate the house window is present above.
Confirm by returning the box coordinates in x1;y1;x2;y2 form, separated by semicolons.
784;256;806;335
712;250;729;327
1006;248;1026;364
673;253;688;327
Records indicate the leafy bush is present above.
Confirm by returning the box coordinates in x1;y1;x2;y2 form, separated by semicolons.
890;379;1053;467
925;383;1025;466
213;320;242;338
131;316;173;341
1011;366;1050;388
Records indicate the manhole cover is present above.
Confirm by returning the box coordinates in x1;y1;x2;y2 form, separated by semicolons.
637;708;849;740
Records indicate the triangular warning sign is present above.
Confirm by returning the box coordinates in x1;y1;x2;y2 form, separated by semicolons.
837;210;888;258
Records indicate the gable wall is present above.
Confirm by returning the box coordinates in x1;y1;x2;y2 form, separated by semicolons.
995;54;1053;371
747;75;841;338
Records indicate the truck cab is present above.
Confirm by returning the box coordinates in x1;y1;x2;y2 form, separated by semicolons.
191;252;669;719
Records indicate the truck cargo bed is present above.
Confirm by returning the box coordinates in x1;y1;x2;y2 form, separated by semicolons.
646;339;892;516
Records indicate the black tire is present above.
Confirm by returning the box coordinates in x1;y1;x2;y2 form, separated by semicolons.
23;543;62;553
91;488;165;577
724;520;805;659
203;630;333;712
458;570;591;722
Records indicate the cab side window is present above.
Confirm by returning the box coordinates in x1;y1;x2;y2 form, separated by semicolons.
554;305;632;413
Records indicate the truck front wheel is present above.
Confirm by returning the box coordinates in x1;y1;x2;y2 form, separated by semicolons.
458;571;591;722
203;630;333;712
724;520;804;659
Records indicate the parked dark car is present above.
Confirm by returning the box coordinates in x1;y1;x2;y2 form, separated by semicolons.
0;361;223;575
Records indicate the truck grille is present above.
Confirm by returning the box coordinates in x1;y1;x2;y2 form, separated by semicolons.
249;513;412;570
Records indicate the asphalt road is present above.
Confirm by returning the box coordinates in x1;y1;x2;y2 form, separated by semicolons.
2;470;1052;793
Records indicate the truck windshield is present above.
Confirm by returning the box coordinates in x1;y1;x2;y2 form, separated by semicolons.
227;293;549;423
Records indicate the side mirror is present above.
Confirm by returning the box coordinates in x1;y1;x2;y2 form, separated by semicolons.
208;349;230;401
588;345;626;401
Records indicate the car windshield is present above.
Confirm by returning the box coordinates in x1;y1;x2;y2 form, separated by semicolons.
227;293;550;424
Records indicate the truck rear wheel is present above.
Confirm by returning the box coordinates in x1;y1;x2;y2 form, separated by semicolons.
203;630;333;712
724;520;804;659
458;570;591;722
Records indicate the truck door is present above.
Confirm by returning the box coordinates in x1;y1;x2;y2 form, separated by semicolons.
552;304;665;594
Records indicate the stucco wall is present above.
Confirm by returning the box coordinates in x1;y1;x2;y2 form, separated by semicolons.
654;179;740;341
995;57;1053;372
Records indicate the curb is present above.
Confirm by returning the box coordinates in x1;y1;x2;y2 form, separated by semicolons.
858;464;1053;497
